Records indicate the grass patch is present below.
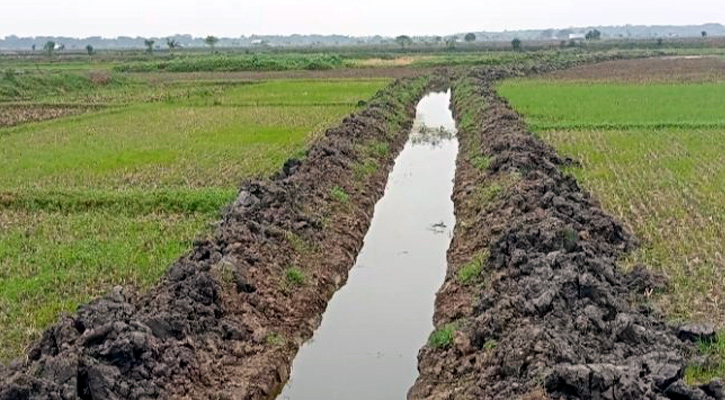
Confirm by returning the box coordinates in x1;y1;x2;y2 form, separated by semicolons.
685;332;725;384
0;71;126;102
0;78;387;362
457;251;489;285
284;267;306;287
483;339;498;351
429;323;457;349
471;155;491;171
329;186;350;203
353;159;378;180
499;80;725;131
542;127;725;324
114;53;347;73
0;209;210;361
267;333;287;347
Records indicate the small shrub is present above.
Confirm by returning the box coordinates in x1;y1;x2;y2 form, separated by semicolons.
330;186;350;203
429;323;456;348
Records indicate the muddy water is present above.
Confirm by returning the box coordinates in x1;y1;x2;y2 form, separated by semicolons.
277;91;458;400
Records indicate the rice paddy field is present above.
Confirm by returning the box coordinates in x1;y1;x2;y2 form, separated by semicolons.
499;56;725;382
0;72;388;360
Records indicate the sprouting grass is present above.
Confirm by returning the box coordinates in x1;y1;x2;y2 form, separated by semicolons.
329;186;350;203
0;78;388;362
685;332;725;384
429;323;457;349
543;127;725;325
284;267;306;287
499;80;725;131
483;339;498;351
500;78;725;379
197;79;388;107
457;251;489;285
267;333;287;347
471;155;491;171
0;209;210;361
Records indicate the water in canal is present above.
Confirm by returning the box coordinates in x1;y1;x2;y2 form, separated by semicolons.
277;90;458;400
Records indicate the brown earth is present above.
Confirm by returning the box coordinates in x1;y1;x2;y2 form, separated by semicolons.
134;67;430;83
543;56;725;83
0;76;435;400
409;67;722;399
0;104;95;128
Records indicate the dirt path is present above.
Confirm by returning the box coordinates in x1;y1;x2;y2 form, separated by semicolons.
0;76;436;400
409;68;722;399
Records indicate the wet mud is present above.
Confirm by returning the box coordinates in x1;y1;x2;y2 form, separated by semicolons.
0;76;434;400
409;68;722;399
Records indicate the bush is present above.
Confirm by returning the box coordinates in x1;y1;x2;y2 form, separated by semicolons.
114;53;345;73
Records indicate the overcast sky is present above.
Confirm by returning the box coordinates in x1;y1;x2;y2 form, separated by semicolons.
1;0;723;38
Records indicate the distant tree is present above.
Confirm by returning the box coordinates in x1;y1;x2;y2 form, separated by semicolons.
86;44;94;55
445;36;458;50
166;38;179;52
204;36;219;52
511;38;522;51
43;40;56;56
559;40;567;49
464;33;476;43
144;39;155;54
434;36;443;45
657;38;664;46
585;29;601;40
702;31;708;38
58;43;65;51
395;35;413;49
31;44;36;51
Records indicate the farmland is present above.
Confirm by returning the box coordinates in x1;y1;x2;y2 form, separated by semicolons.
2;45;725;399
0;72;387;360
499;57;725;383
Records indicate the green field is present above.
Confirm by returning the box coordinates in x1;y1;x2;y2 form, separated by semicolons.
0;78;387;361
500;76;725;383
498;80;725;130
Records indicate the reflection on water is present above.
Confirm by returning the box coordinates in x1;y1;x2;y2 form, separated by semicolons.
276;90;458;400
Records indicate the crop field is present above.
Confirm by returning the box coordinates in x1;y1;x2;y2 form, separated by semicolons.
499;57;725;382
0;74;387;361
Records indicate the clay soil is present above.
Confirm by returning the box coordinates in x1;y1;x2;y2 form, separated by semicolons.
409;67;722;399
543;56;725;83
0;76;434;400
137;67;430;84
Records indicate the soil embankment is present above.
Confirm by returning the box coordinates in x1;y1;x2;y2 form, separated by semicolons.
0;76;435;400
409;68;722;399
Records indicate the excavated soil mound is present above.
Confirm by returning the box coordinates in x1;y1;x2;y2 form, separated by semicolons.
410;68;722;400
0;77;433;400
